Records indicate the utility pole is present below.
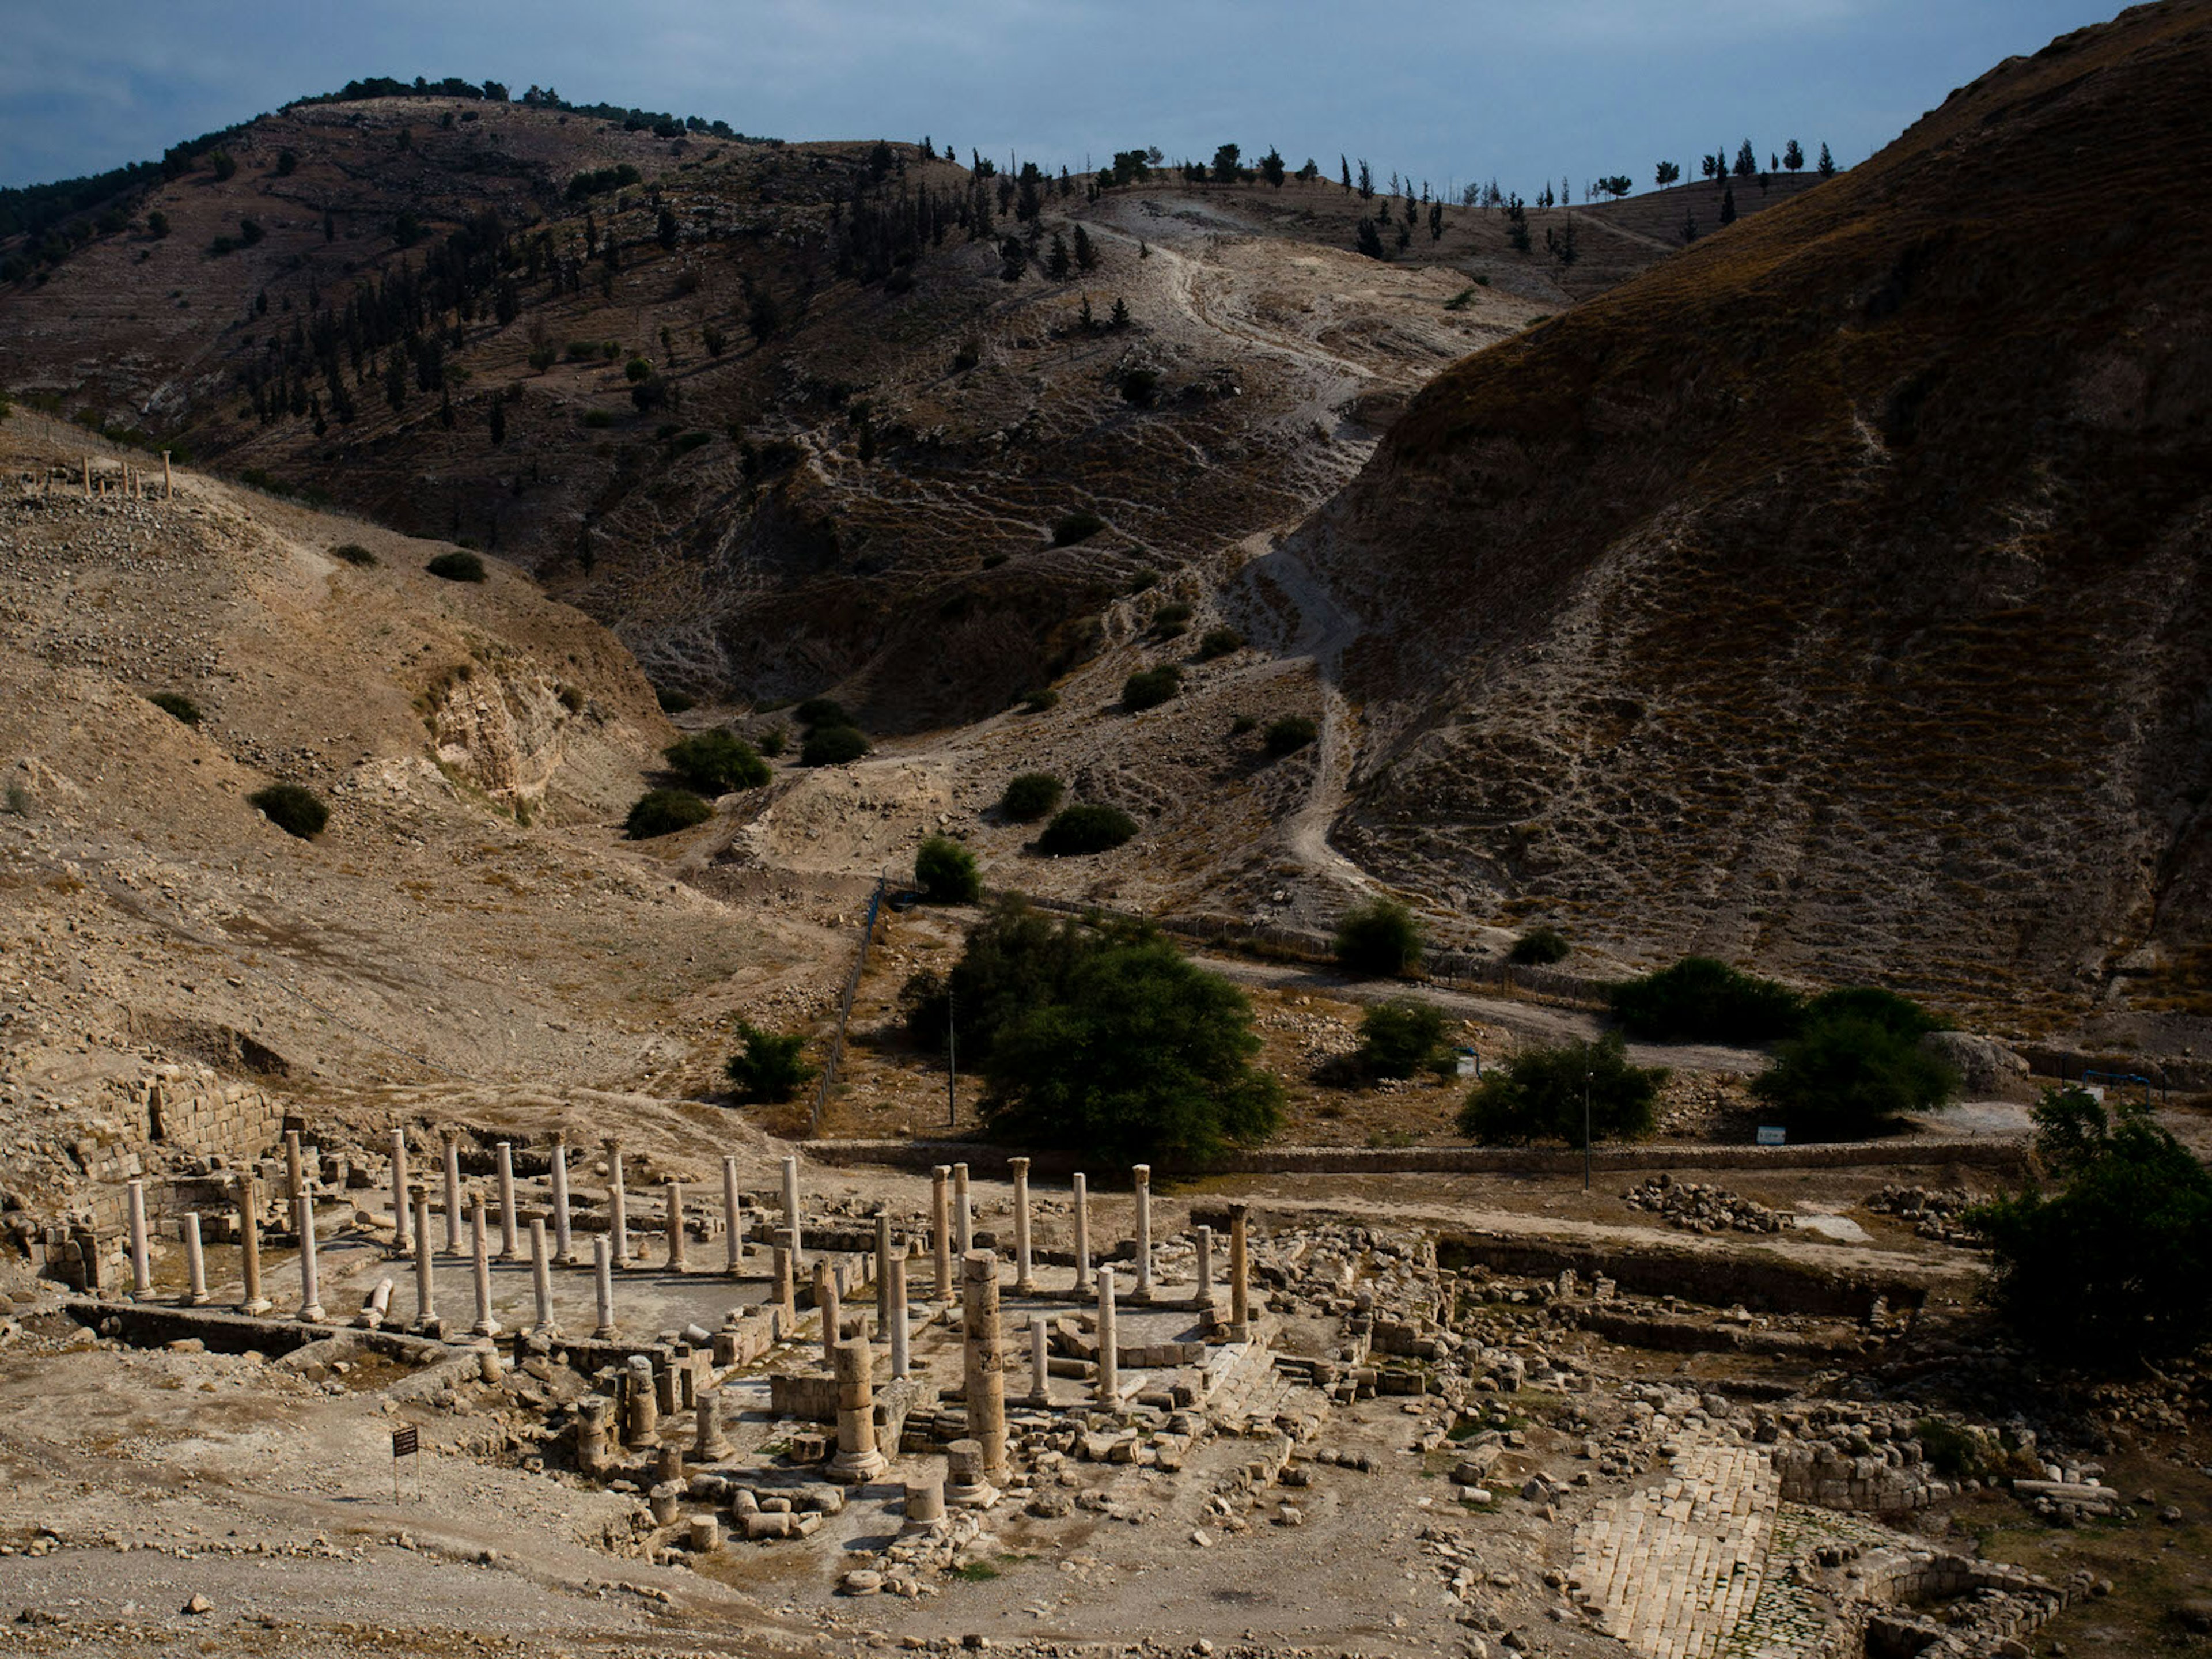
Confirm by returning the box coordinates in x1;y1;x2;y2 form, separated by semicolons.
946;982;957;1128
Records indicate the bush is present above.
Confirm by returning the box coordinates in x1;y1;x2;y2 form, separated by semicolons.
725;1021;817;1103
1017;688;1059;714
794;696;850;729
1052;510;1106;546
1359;998;1446;1079
800;724;870;766
249;782;328;839
662;729;769;794
1969;1088;2212;1365
654;686;696;714
1120;366;1160;406
1197;627;1245;660
1037;804;1137;855
1508;925;1570;966
625;357;653;382
1457;1034;1664;1146
1334;897;1423;976
149;691;202;726
979;930;1282;1164
425;550;486;582
1127;567;1160;593
1001;772;1063;823
1264;715;1318;756
624;788;712;838
1801;985;1944;1039
1610;956;1801;1043
756;725;787;757
1151;601;1192;634
1230;714;1257;736
1751;1011;1956;1139
331;543;377;568
581;409;616;429
1122;665;1181;711
915;835;982;904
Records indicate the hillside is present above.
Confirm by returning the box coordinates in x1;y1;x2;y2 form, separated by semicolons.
1279;0;2212;1037
0;96;1806;731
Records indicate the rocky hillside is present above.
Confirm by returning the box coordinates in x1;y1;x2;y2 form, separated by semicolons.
1289;0;2212;1035
0;95;1808;731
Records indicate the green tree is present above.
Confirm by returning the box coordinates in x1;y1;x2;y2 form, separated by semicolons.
1340;155;1352;190
1969;1089;2212;1365
1356;159;1373;199
1611;956;1800;1043
1782;139;1804;172
625;788;711;838
1750;1010;1956;1139
1210;143;1242;184
800;725;870;766
1109;296;1131;330
1733;138;1757;177
725;1021;817;1102
1259;147;1286;188
1334;897;1423;976
1264;715;1317;756
794;697;850;728
663;730;770;794
210;150;237;181
1000;772;1063;821
982;934;1282;1163
275;149;298;177
1046;231;1071;279
1816;142;1835;178
1122;665;1181;710
1719;184;1737;226
1458;1034;1664;1146
1359;998;1446;1078
915;834;982;903
1072;224;1098;271
1508;926;1570;966
1355;218;1388;261
1037;804;1137;854
1654;160;1680;187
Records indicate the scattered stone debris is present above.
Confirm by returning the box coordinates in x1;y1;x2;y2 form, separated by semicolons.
1865;1184;1979;1243
1622;1174;1781;1234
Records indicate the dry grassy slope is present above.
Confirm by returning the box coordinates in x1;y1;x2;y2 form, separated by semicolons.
0;415;854;1200
1291;1;2212;1034
0;99;1801;732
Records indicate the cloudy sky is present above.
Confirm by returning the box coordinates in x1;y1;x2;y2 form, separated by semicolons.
1;0;2119;194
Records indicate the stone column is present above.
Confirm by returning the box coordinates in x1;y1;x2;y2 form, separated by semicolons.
1132;1164;1153;1301
359;1278;393;1328
283;1129;306;1207
605;1139;631;1265
693;1388;732;1463
1010;1157;1035;1293
162;450;173;498
1029;1313;1051;1406
945;1437;997;1508
1195;1224;1214;1304
389;1128;412;1258
930;1165;953;1302
81;456;91;498
495;1142;519;1261
549;1132;574;1263
874;1210;893;1334
592;1235;617;1339
623;1356;659;1448
574;1397;613;1478
961;1249;1007;1481
722;1156;743;1274
1072;1172;1092;1293
529;1218;557;1337
296;1196;327;1323
1096;1266;1119;1406
236;1176;271;1315
442;1135;463;1255
888;1255;910;1380
771;1238;797;1338
182;1212;209;1306
903;1476;946;1532
781;1155;802;1266
828;1337;888;1483
413;1191;439;1334
815;1260;840;1368
953;1162;972;1256
126;1178;151;1300
1229;1203;1251;1343
664;1180;686;1272
469;1197;500;1338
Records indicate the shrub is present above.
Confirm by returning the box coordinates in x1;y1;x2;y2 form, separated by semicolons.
663;729;769;794
1230;714;1257;736
1001;772;1063;822
1751;1012;1956;1139
1914;1419;1984;1480
1457;1034;1664;1146
1151;601;1192;634
1508;925;1570;966
1359;998;1446;1079
1610;956;1801;1043
1334;897;1423;976
1017;688;1059;714
1122;664;1181;711
794;696;850;729
624;788;712;838
800;724;870;766
756;726;787;757
149;691;202;726
624;356;652;382
1801;985;1945;1039
425;550;486;582
1120;366;1160;406
915;835;982;904
249;782;328;839
581;409;615;429
1263;715;1317;757
1052;510;1106;546
566;339;601;361
1197;626;1245;660
1037;804;1137;855
1127;567;1160;593
331;542;377;568
654;686;696;714
725;1021;817;1103
1969;1088;2212;1365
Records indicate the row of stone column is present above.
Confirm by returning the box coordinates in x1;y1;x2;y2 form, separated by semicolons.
59;452;172;501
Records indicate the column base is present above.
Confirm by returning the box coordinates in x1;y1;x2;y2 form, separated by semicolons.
471;1319;502;1338
594;1323;619;1341
1013;1277;1038;1296
240;1298;272;1316
299;1305;327;1324
414;1316;445;1339
944;1479;999;1509
185;1293;211;1308
828;1448;888;1484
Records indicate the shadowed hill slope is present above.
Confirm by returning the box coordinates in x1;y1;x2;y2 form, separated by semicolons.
1294;1;2212;1031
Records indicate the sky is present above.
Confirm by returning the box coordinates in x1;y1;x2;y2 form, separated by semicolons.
0;0;2124;196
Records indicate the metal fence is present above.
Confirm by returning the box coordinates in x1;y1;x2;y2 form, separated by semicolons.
805;875;887;1138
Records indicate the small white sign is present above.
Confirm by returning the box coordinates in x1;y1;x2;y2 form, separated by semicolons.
1455;1051;1478;1079
1756;1126;1786;1147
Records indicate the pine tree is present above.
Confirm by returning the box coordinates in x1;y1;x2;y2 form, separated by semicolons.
1073;224;1097;271
1782;139;1804;172
1817;142;1835;178
1109;296;1130;329
1260;147;1286;188
1719;184;1737;226
383;351;408;411
1680;210;1698;244
1427;200;1444;241
1733;139;1756;178
1340;155;1351;190
1046;231;1071;280
1355;218;1387;261
489;396;507;444
1078;294;1094;331
1655;160;1680;187
1356;159;1373;200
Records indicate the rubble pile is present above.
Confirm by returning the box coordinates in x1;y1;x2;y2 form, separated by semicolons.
1864;1184;1979;1243
1622;1174;1782;1234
